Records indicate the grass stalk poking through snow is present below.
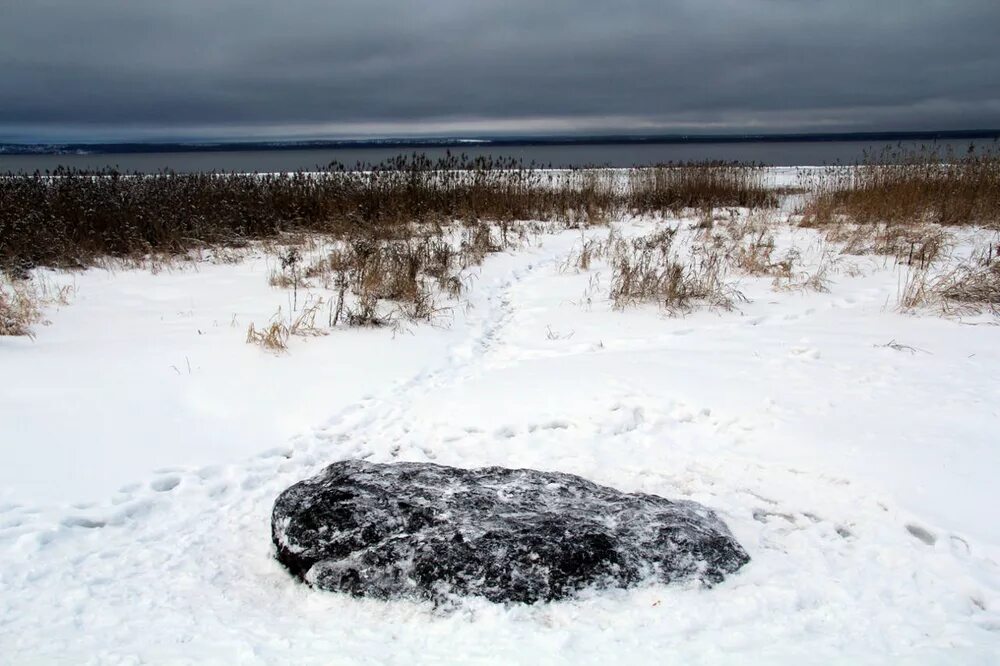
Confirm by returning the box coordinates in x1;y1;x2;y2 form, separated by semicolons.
606;227;744;313
899;242;1000;316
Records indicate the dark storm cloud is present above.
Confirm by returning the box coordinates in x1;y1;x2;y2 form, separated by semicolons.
1;0;998;140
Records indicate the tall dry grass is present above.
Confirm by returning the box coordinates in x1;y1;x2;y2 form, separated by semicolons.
802;144;1000;228
628;162;776;215
245;217;532;343
603;227;744;313
0;282;40;336
0;156;778;274
899;241;1000;315
798;144;1000;312
0;274;73;337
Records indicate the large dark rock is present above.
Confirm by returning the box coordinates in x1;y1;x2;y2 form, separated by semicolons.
272;460;749;603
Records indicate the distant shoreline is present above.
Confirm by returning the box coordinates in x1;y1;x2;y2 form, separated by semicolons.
2;129;998;156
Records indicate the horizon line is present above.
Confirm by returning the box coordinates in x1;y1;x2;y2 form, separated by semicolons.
1;128;998;156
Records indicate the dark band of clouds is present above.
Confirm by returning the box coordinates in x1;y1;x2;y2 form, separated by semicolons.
1;0;999;141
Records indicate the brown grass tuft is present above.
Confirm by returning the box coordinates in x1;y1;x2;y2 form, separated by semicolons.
0;282;40;336
898;242;1000;315
0;274;74;337
245;319;289;352
607;228;743;313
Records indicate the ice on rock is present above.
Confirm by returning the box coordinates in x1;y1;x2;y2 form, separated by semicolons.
271;460;750;603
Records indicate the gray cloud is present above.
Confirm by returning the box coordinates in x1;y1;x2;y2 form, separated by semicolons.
1;0;998;141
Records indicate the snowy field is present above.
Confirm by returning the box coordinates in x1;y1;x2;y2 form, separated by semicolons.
2;180;1000;664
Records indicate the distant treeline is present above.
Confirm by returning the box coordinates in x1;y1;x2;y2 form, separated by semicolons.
2;129;999;156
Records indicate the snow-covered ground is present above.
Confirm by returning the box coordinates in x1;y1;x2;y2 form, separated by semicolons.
2;196;999;663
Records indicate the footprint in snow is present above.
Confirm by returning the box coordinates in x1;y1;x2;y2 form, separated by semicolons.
207;483;230;498
197;465;222;479
905;523;937;546
150;476;181;493
527;420;571;433
61;516;106;529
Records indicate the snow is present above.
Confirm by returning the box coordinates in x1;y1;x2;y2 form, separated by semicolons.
0;254;458;505
2;183;1000;663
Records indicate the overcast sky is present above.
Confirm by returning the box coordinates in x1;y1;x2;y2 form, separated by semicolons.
1;0;998;142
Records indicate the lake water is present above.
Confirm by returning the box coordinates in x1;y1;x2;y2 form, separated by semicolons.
1;138;995;174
